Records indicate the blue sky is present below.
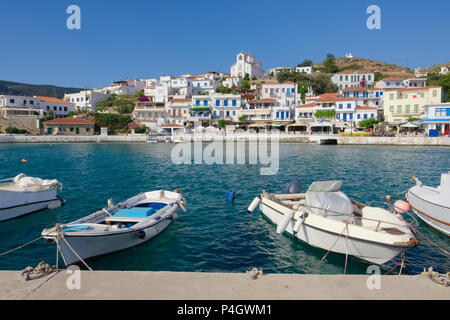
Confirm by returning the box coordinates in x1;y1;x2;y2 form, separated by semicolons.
0;0;448;88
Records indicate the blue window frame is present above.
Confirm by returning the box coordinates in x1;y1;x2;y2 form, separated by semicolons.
232;100;236;106
447;108;450;116
213;111;217;116
370;114;374;118
30;100;33;105
224;100;228;106
216;100;220;106
364;114;368;119
196;100;200;106
350;113;353;120
286;111;289;118
203;100;208;106
276;111;280;118
10;99;15;104
357;114;361;119
347;103;351;109
81;98;83;101
280;112;284;119
339;104;343;109
233;111;236;116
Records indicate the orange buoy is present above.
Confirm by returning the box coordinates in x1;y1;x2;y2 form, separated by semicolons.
394;200;410;214
21;158;27;163
386;195;391;201
173;189;180;194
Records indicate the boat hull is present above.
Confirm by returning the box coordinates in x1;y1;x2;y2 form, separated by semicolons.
0;188;60;222
56;218;172;266
260;201;407;265
406;187;450;236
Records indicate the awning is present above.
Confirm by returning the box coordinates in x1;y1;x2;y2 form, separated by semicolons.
272;123;282;127
310;121;334;128
401;123;418;128
248;123;269;128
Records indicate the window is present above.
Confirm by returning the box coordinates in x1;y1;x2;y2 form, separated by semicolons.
370;114;374;118
232;100;236;106
86;128;90;132
70;128;74;132
389;106;394;113
223;100;228;106
433;90;437;97
349;113;353;120
233;111;236;116
435;108;447;117
364;114;368;119
64;107;67;111
340;75;343;81
414;104;419;113
9;99;15;104
357;114;361;119
389;93;394;100
216;100;220;106
405;105;410;114
347;103;351;109
54;107;57;111
339;104;343;109
47;106;50;110
397;105;402;114
59;107;62;111
368;75;372;81
195;100;200;106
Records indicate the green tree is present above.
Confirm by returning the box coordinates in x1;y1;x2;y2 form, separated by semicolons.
358;118;380;129
42;111;54;122
238;115;247;122
314;110;336;119
216;86;231;94
298;59;313;67
217;119;227;129
323;53;339;74
243;73;250;81
374;72;384;82
438;74;450;102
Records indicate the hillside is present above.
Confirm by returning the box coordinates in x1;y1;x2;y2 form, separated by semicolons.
314;56;415;78
0;80;84;99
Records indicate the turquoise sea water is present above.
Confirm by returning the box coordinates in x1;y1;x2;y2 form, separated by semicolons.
0;143;448;274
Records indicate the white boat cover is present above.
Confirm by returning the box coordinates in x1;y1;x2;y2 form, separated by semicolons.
305;181;354;223
13;173;63;191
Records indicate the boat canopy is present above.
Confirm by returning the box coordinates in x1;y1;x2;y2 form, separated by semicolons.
304;180;354;223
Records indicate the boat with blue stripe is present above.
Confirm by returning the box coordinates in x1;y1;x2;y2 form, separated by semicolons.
42;190;187;266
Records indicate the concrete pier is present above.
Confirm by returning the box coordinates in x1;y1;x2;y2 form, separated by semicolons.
0;271;447;300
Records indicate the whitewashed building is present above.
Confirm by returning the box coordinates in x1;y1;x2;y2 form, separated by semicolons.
331;70;375;90
210;93;242;121
64;90;110;112
341;87;384;108
223;76;241;88
420;103;450;136
192;79;220;95
166;98;191;125
355;106;378;123
0;94;44;118
36;96;76;118
230;52;264;78
97;80;146;96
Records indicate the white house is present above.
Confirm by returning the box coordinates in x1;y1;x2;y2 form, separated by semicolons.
64;90;109;112
420;103;450;136
241;98;275;121
355;106;378;123
222;76;241;88
36;96;76;118
295;66;312;74
0;94;44;118
294;103;315;123
341;86;384;108
192;79;220;95
230;52;264;78
97;80;146;96
376;77;427;90
331;70;375;90
210;93;242;121
166;98;191;125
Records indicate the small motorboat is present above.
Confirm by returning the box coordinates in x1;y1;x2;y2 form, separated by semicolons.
42;190;186;266
0;173;63;222
406;172;450;236
248;180;418;265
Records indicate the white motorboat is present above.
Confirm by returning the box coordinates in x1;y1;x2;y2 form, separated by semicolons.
0;173;63;222
406;172;450;236
248;180;418;265
42;190;186;266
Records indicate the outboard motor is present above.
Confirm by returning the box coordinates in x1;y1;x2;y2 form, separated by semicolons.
284;178;302;194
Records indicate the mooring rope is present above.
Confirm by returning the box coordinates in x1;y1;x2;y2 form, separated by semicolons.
0;235;44;257
57;228;93;271
307;223;348;274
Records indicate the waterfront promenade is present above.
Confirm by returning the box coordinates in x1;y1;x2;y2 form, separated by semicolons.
0;270;447;300
1;133;450;146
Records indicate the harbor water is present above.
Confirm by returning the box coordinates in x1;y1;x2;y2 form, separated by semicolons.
0;143;448;274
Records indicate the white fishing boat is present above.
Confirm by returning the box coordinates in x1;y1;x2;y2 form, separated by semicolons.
248;180;418;265
0;173;63;222
406;172;450;236
42;190;186;266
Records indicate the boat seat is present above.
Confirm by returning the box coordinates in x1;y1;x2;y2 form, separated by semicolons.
113;207;156;219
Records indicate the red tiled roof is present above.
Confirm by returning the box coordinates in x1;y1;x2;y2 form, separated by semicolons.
170;98;191;102
357;106;378;110
385;86;440;92
248;98;276;103
44;118;93;124
342;86;369;92
295;103;315;108
37;96;74;104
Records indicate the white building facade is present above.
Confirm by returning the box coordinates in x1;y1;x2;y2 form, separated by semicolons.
230;52;264;78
